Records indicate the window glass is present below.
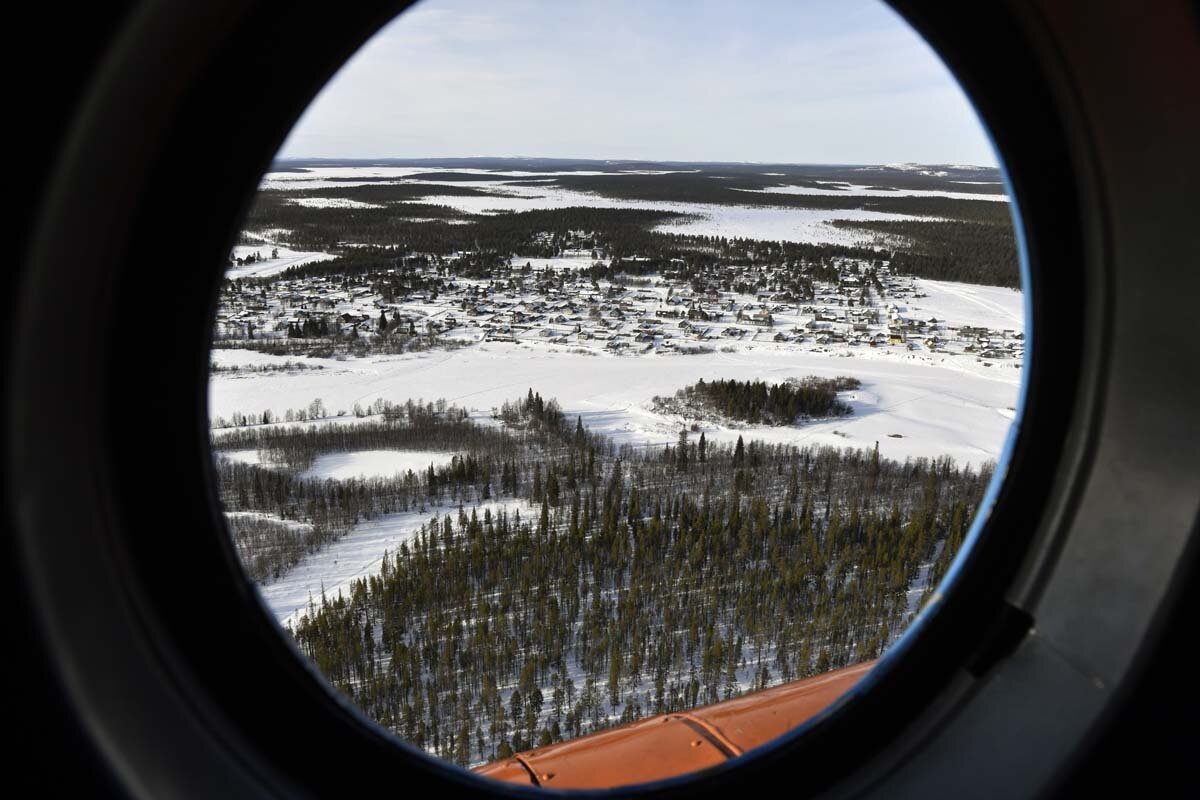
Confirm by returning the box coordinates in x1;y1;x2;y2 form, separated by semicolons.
209;0;1021;784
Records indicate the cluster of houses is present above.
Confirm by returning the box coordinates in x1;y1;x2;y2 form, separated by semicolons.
214;249;1024;366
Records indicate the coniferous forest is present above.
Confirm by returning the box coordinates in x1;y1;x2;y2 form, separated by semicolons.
240;163;1018;288
216;391;989;766
655;377;861;425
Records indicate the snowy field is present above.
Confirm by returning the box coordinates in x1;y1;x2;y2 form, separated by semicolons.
227;243;334;279
507;252;597;271
299;450;460;481
257;500;521;627
255;166;1009;247
219;449;263;466
210;304;1023;472
734;182;1008;202
217;448;461;479
258;166;692;190
290;197;384;209
406;185;946;247
652;205;943;246
904;279;1025;332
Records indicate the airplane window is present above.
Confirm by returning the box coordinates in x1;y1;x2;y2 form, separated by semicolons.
206;0;1024;788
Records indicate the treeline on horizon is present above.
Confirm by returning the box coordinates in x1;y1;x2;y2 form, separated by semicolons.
506;171;1011;223
240;173;1019;287
270;159;1003;190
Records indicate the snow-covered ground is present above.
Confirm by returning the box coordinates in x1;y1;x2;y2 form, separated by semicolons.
289;197;384;209
210;348;377;372
260;500;521;627
299;449;460;481
902;279;1025;332
652;205;943;245
734;182;1008;202
507;252;597;271
255;166;1010;247
220;449;263;466
227;244;334;279
216;444;461;479
258;166;691;190
224;510;313;532
210;328;1021;470
406;184;944;247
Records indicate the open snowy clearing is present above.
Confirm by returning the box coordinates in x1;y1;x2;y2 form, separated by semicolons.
209;347;389;374
289;197;384;209
219;449;263;466
258;166;690;190
299;450;461;481
256;166;999;247
734;183;1008;202
223;510;312;532
407;184;943;247
227;244;334;279
900;279;1025;332
210;331;1022;470
507;253;597;271
261;499;523;627
652;205;942;246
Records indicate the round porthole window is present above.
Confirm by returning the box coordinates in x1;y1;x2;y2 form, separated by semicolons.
206;0;1026;788
13;0;1197;797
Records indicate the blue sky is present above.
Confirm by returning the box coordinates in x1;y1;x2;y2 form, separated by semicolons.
278;0;998;166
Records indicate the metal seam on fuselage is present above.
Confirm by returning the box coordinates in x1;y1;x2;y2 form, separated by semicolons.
511;755;541;786
674;714;743;759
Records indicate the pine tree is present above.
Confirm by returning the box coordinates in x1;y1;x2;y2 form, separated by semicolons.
509;690;523;728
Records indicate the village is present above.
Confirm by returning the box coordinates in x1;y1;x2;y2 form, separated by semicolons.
213;235;1025;369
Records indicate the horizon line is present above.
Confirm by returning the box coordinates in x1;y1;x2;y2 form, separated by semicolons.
270;155;999;169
